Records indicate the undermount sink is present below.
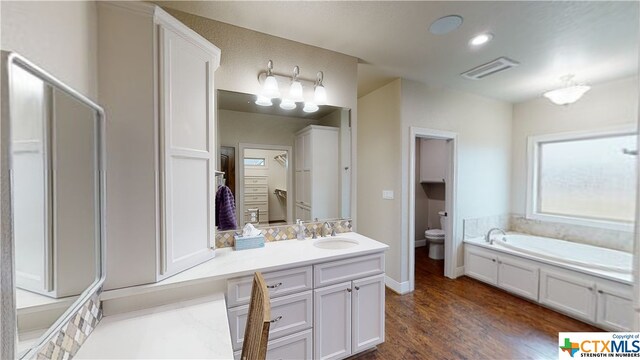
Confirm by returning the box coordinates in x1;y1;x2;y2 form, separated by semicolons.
313;237;359;250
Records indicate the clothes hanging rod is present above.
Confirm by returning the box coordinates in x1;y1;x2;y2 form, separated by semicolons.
215;170;225;176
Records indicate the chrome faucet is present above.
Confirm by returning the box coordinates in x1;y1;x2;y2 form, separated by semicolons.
485;228;506;244
322;221;337;237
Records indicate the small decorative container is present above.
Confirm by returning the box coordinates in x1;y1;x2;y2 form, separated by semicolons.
234;234;265;250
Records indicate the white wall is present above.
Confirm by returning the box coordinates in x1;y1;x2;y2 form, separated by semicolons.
1;1;98;99
511;76;639;214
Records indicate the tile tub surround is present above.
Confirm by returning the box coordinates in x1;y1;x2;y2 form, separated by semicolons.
462;214;511;240
509;215;633;253
463;214;633;253
216;219;352;248
33;291;102;360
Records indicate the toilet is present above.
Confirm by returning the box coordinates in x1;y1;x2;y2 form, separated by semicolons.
424;211;447;260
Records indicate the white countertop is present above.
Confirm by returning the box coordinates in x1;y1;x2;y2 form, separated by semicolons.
103;232;389;301
78;232;387;359
75;293;233;359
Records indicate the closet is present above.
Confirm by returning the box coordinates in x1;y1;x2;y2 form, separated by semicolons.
98;2;221;289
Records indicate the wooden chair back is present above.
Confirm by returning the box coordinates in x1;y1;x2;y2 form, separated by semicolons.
240;272;271;360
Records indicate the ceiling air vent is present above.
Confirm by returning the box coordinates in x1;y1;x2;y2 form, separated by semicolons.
461;57;520;80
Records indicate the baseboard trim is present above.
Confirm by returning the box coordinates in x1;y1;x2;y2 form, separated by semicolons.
415;239;426;247
455;266;465;278
385;275;411;295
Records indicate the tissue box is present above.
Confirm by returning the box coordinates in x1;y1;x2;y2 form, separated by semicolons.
234;234;265;250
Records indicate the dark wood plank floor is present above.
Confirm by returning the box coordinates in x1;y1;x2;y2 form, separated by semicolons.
358;246;601;360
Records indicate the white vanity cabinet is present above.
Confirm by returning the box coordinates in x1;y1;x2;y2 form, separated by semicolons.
98;2;221;288
294;126;339;221
227;252;386;360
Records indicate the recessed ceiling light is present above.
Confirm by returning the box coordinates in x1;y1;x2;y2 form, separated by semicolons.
469;33;493;47
429;15;463;35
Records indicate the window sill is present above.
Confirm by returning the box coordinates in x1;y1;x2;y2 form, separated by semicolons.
524;212;635;233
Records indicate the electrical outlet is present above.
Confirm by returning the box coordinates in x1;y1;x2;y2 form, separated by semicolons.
382;190;394;199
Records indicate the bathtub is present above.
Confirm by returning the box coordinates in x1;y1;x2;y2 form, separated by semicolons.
489;233;633;275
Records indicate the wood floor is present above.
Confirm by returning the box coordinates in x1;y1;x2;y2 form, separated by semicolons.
358;246;601;360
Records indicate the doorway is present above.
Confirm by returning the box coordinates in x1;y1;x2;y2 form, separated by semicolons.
409;127;458;292
238;143;293;226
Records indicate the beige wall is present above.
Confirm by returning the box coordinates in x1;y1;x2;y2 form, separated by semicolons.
357;79;403;280
511;76;638;215
1;1;98;99
357;78;515;286
400;79;513;282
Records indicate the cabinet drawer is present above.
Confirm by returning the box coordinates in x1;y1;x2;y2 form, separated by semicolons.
314;253;384;288
227;266;313;307
228;291;313;351
245;194;268;203
245;177;268;185
245;185;268;194
244;212;269;224
244;203;268;214
233;329;313;360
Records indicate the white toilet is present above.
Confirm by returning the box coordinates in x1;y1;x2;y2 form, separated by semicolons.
424;211;447;260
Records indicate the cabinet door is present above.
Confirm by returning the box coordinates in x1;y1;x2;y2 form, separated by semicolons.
596;284;634;331
464;247;498;285
303;132;311;170
302;171;311;206
295;134;304;171
295;171;304;204
314;282;352;360
352;274;385;353
497;256;539;301
419;139;447;183
159;25;215;277
539;269;596;322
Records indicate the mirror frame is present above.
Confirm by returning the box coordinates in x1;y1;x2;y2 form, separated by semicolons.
0;51;106;359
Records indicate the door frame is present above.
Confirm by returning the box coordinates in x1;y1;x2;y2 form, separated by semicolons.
238;143;293;226
408;127;458;291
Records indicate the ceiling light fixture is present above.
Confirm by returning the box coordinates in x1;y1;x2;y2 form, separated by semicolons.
469;33;493;47
429;15;463;35
543;75;591;105
256;61;326;112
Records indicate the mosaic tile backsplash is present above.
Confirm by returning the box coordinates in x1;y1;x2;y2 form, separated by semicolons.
33;291;102;360
216;219;353;248
463;214;634;253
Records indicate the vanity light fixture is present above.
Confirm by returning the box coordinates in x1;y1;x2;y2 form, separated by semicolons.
288;66;305;102
303;102;319;113
256;61;325;112
279;98;297;110
314;71;327;105
543;75;591;105
469;33;493;47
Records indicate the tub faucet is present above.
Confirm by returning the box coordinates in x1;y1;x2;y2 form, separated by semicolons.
485;228;506;245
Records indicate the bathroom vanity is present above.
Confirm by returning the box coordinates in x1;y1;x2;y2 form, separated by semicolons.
75;232;388;359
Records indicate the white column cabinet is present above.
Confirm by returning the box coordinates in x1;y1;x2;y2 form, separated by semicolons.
294;126;339;221
98;2;221;288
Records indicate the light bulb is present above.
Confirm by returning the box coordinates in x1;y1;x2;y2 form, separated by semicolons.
314;85;327;104
469;33;493;47
280;98;296;110
263;75;280;98
289;80;304;102
303;102;319;113
543;85;591;105
255;95;272;106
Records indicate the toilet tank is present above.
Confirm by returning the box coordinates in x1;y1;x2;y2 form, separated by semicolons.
438;211;446;231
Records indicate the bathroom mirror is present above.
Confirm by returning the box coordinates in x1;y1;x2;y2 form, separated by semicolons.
0;52;105;359
216;90;351;230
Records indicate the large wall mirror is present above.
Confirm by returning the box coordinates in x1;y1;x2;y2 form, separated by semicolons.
0;52;105;359
216;90;351;230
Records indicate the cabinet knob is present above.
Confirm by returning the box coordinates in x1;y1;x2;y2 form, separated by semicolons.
270;316;283;323
346;288;352;293
597;290;603;294
588;287;594;291
267;282;283;289
492;259;496;262
354;286;360;291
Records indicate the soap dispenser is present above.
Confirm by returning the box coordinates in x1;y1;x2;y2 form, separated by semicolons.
296;219;306;240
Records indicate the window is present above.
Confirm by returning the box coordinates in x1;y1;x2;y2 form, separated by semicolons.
244;157;266;166
527;127;637;230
